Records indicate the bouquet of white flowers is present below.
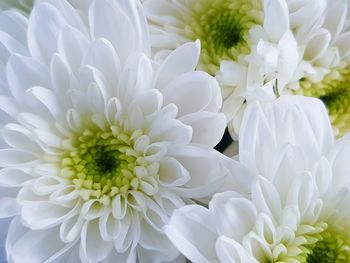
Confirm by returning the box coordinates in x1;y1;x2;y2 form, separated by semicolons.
0;1;349;262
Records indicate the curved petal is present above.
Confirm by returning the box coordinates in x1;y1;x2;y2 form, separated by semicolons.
80;219;113;263
263;0;289;42
28;3;67;64
154;41;200;90
161;71;221;117
168;146;226;198
180;112;226;148
211;192;257;242
216;236;256;263
164;205;218;263
9;224;67;263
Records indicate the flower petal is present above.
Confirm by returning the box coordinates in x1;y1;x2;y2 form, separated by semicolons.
164;205;218;263
80;219;113;263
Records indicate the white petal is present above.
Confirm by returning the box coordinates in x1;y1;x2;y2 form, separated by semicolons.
180;112;226;148
0;149;37;167
112;194;127;219
130;89;163;118
57;25;89;73
334;32;350;59
251;177;282;222
164;205;218;263
81;199;108;221
0;10;28;47
216;236;255;263
143;198;168;232
169;146;225;198
6;54;49;100
154;41;200;90
21;201;76;229
114;210;137;253
138;222;179;262
211;192;257;242
0;167;32;187
148;118;192;145
10;225;66;263
105;97;122;125
263;0;289;42
99;211;119;241
158;157;190;187
329;140;350;188
80;220;113;263
304;29;331;62
0;217;12;262
161;71;220;117
83;39;121;94
50;53;74;101
0;96;19;121
60;214;84;243
0;197;20;218
28;3;67;64
27;86;62;119
89;0;147;64
32;176;65;195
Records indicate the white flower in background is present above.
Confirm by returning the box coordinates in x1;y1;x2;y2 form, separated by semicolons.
285;0;350;137
143;0;300;139
0;0;32;12
0;0;232;262
165;95;350;262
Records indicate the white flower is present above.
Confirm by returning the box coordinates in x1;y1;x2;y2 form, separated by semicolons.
0;0;231;262
165;95;350;262
284;0;350;137
143;0;301;139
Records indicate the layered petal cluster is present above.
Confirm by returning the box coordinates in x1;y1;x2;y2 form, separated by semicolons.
144;0;350;140
0;0;233;262
285;0;350;137
165;95;350;262
144;0;300;138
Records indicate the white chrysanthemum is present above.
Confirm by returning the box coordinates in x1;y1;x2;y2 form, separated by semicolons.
143;0;300;139
284;0;350;137
0;1;232;262
165;95;350;262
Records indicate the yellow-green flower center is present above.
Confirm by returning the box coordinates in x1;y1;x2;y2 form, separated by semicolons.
305;225;350;263
275;221;350;263
294;64;350;137
60;126;150;200
184;0;262;74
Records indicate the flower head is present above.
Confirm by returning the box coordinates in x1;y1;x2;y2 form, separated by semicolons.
165;95;350;262
144;0;300;139
285;0;350;137
0;0;229;262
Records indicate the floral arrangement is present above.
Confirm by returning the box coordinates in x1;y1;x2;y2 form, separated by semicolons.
0;0;349;262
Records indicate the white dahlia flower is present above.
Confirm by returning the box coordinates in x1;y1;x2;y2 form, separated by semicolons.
144;0;300;138
0;0;233;262
165;95;350;262
284;0;350;137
